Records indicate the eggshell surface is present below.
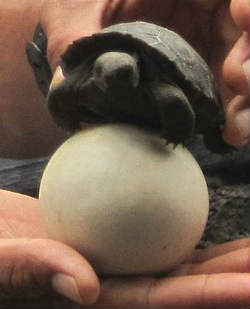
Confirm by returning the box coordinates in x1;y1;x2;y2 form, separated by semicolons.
39;124;209;275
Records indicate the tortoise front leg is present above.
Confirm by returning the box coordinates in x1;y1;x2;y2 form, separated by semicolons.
48;78;110;131
47;79;82;131
152;84;195;145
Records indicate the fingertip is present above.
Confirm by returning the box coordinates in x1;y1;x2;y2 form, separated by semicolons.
52;271;100;306
230;0;250;31
73;261;100;306
46;239;100;305
26;239;100;305
223;95;250;147
78;273;100;306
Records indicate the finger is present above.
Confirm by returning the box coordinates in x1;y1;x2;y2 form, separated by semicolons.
170;247;250;277
223;32;250;95
40;0;111;71
230;0;250;31
190;238;250;263
93;273;250;308
0;238;99;306
222;95;250;147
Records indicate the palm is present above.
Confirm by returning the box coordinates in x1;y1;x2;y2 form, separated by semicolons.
0;191;249;308
93;239;249;308
0;190;45;239
58;239;249;308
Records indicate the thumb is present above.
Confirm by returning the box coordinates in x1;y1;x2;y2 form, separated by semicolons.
0;238;99;306
39;0;112;72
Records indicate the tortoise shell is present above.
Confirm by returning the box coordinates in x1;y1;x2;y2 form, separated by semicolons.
61;21;220;109
55;22;230;153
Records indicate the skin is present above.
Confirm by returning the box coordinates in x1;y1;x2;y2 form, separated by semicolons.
222;0;250;146
0;0;249;307
0;192;249;308
40;0;250;147
0;1;66;158
0;0;249;157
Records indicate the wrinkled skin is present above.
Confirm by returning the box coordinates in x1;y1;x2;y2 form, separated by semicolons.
0;0;249;307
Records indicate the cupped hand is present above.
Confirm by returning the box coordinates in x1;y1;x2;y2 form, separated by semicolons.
91;238;250;308
0;190;99;307
2;189;248;308
39;0;249;147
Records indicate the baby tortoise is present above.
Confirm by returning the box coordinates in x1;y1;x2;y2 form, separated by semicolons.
26;21;231;153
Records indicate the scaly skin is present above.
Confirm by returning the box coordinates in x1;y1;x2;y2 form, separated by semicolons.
0;0;249;155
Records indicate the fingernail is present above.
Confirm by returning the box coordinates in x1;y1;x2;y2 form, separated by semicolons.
242;59;250;89
52;273;83;304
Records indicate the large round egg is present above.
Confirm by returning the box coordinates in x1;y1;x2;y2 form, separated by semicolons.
39;124;209;275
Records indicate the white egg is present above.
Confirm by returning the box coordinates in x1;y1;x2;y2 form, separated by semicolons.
39;124;209;275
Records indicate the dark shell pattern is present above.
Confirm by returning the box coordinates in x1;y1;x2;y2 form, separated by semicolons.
54;21;232;153
61;21;219;105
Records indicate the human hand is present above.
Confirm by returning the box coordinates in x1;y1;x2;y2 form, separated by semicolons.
39;0;249;147
0;190;99;308
90;238;249;308
223;0;250;147
0;190;248;308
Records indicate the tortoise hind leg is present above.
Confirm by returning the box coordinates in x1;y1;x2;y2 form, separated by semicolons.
152;84;195;145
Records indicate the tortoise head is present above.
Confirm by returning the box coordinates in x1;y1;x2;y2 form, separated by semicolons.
92;51;140;94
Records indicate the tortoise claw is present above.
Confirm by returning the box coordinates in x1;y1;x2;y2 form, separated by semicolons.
160;129;192;148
